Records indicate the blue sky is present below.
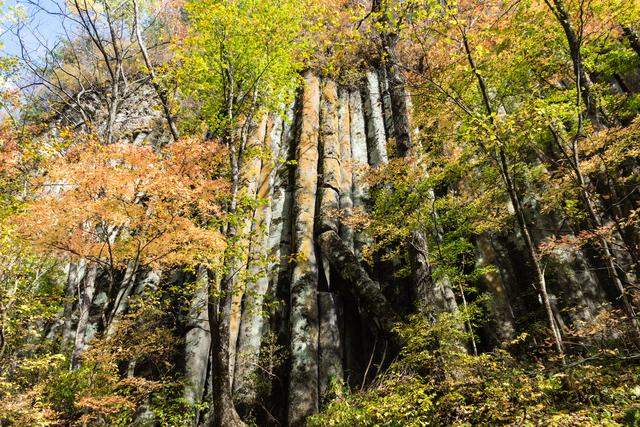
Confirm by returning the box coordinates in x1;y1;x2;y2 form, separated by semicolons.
1;0;66;57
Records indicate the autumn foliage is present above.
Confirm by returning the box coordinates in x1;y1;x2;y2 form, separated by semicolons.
16;136;230;271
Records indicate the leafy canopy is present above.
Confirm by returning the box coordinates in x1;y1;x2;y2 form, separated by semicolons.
174;0;311;136
15;136;229;271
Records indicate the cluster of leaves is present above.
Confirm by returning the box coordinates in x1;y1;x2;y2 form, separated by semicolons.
0;124;230;423
0;283;191;426
15;135;229;272
311;309;640;426
173;0;312;136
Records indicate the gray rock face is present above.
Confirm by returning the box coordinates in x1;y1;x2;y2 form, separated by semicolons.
288;72;321;426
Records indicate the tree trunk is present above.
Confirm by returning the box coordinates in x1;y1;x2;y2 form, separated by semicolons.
288;72;321;426
548;0;602;128
461;28;565;357
210;268;245;427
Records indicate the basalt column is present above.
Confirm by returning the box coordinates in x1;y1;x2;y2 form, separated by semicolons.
183;266;211;423
349;90;370;259
317;80;344;403
234;114;284;409
288;72;321;426
228;117;268;380
476;234;517;343
362;70;388;166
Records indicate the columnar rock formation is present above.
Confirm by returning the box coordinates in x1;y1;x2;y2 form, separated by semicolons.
55;68;626;426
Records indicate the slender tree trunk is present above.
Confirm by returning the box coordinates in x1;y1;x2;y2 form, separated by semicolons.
132;0;179;141
545;0;640;339
207;98;260;426
545;0;602;129
210;290;244;427
370;1;460;319
210;146;246;426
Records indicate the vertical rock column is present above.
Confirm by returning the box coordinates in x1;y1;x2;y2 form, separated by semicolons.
268;104;296;297
377;68;396;139
476;234;517;343
265;104;297;422
338;89;354;249
318;80;341;267
71;262;97;369
363;70;388;167
234;115;284;405
61;260;86;347
183;266;212;421
349;90;370;259
317;80;344;403
228;117;268;380
288;72;321;426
